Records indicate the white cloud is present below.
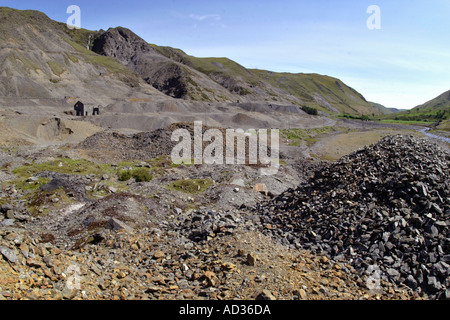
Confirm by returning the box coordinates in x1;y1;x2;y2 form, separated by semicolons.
170;11;226;28
188;14;221;22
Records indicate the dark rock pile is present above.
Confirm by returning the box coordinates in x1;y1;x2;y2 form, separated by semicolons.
259;135;449;299
77;128;176;162
77;123;215;162
77;122;282;164
175;208;250;243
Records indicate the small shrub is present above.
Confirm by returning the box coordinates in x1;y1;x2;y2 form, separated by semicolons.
118;170;132;181
132;168;152;182
301;106;319;116
118;169;152;182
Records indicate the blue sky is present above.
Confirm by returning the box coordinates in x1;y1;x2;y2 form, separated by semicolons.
3;0;450;109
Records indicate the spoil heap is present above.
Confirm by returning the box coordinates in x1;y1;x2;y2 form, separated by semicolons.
259;135;449;299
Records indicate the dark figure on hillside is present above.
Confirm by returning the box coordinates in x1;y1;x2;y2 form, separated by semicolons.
93;106;100;116
74;101;84;116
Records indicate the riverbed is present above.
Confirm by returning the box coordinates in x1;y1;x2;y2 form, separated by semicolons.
418;128;450;144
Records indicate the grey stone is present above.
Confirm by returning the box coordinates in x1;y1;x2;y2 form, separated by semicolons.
0;246;18;264
0;204;13;212
256;290;276;300
62;286;77;300
106;218;134;233
0;219;15;227
108;186;117;194
385;242;394;251
231;179;245;187
383;256;394;265
433;261;449;276
427;276;441;292
404;275;418;290
428;225;439;238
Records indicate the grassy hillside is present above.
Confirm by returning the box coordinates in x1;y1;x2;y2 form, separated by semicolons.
151;44;380;115
437;119;450;131
369;102;395;115
373;90;450;130
252;70;375;115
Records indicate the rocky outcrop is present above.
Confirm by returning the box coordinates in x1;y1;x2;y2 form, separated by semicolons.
92;27;189;99
92;27;165;66
148;62;188;99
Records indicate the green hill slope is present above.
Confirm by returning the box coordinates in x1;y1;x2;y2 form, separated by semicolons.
251;69;374;115
152;44;380;115
374;90;450;129
369;102;395;115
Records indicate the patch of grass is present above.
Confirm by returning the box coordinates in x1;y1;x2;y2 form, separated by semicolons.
437;119;450;131
63;37;136;76
90;55;130;73
281;127;337;146
187;57;252;80
117;160;141;168
186;76;200;88
12;158;115;178
149;44;191;65
118;168;152;182
169;178;213;194
116;156;176;180
200;92;212;102
63;28;100;50
148;155;174;169
63;37;90;54
339;114;370;121
13;178;51;192
65;52;79;63
47;61;65;76
377;119;432;126
2;178;76;217
217;94;231;102
8;52;39;72
238;87;252;96
183;56;260;96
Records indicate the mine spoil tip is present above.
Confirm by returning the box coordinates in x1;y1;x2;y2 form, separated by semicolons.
258;135;449;299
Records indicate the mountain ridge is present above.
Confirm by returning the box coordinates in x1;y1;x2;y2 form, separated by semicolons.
1;6;384;116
